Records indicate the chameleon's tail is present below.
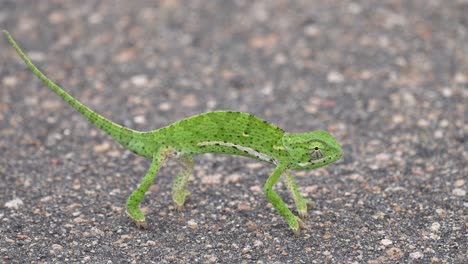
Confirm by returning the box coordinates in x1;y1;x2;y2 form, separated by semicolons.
3;30;145;153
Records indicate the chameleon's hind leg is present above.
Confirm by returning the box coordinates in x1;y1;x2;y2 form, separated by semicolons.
172;155;194;210
126;149;167;228
264;164;308;235
282;171;313;220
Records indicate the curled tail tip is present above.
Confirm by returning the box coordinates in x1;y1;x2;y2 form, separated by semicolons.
3;30;14;43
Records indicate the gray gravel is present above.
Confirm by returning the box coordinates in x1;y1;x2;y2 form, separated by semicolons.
0;0;466;263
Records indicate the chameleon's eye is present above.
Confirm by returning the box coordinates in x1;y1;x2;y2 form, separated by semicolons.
309;147;324;160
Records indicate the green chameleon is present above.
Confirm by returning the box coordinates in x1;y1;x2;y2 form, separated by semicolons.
4;30;342;235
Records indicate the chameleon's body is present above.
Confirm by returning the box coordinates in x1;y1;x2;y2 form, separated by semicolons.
4;31;342;235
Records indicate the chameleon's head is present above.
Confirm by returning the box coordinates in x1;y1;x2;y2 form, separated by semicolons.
282;130;342;170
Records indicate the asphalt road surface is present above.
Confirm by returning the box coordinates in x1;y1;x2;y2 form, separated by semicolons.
0;1;466;263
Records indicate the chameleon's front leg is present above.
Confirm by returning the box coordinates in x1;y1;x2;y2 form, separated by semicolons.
282;171;313;219
126;149;167;228
263;164;308;235
172;155;194;210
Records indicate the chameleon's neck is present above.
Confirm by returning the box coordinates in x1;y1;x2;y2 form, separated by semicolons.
4;31;149;156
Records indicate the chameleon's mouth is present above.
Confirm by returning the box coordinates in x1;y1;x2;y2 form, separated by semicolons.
298;152;342;168
297;157;327;167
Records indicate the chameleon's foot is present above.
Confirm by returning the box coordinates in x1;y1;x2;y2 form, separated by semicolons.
126;210;148;229
175;203;185;212
173;191;190;211
297;198;313;220
290;216;309;236
134;220;148;229
125;204;147;229
298;210;308;220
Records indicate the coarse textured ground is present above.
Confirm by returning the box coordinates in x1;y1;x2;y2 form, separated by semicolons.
0;0;466;263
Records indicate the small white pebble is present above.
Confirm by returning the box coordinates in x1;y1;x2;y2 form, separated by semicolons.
249;185;262;193
5;198;24;210
454;180;465;188
50;244;63;253
430;222;440;232
201;174;222;185
187;219;198;229
381;238;393;246
206;99;217;109
327;71;344;84
246;162;263;169
146;240;156;246
133;115;146;124
434;130;443;139
435;208;446;218
454;72;466;83
441;87;452;97
130;75;148;87
224;173;242;184
274;53;287;65
439;119;449;127
88;13;103;24
375;153;391;161
304;25;320;37
181;94;199;108
452;188;466;196
40;196;53;203
253;240;263;248
392;114;405;124
158;102;172;111
3;76;18;87
417;119;430;128
93;142;110;153
409;251;424;259
348;2;362;14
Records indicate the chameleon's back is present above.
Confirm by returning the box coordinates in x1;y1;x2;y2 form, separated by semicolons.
149;111;286;163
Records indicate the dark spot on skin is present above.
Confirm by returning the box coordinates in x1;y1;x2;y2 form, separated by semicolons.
244;150;249;154
314;147;319;150
231;146;238;149
215;143;220;146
